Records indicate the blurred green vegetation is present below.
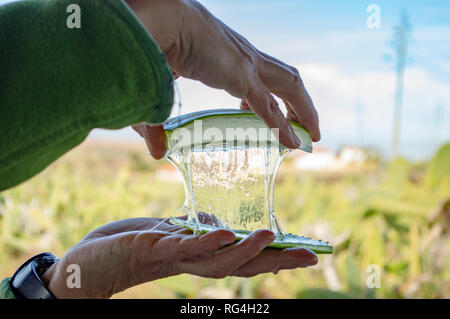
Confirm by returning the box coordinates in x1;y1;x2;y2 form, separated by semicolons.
0;141;449;298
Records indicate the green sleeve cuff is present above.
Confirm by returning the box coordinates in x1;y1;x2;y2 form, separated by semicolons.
0;0;174;191
0;278;16;299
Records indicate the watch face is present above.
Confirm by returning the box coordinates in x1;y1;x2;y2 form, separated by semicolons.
35;255;58;277
11;253;58;299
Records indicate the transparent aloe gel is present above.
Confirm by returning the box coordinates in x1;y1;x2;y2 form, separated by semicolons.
167;146;289;236
163;109;332;254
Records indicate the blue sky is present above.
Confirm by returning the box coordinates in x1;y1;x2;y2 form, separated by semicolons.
222;0;450;81
87;1;450;158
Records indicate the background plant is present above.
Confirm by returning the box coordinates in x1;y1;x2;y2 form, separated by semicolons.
0;141;448;298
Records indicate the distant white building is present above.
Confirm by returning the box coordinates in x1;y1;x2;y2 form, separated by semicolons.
292;145;367;172
293;146;340;171
339;146;367;165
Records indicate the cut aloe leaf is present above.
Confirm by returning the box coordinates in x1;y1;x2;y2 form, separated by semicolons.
163;110;330;254
170;217;333;254
163;109;312;153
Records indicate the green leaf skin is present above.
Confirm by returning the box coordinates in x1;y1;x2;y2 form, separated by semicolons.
163;109;313;153
170;217;333;254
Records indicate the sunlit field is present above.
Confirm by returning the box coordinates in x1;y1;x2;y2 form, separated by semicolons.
1;140;449;298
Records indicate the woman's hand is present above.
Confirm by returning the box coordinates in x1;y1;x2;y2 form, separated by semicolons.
128;0;320;159
42;214;317;298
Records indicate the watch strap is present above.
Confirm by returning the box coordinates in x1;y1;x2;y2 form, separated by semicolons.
10;252;58;299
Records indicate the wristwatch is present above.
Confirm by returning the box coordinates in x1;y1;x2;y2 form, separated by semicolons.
9;252;58;299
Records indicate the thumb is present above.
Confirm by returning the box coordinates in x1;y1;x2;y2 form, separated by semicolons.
132;124;167;159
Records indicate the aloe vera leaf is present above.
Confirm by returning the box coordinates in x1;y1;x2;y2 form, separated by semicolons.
163;109;313;153
170;217;333;254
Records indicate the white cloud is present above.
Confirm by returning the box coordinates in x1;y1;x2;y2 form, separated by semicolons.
298;63;450;156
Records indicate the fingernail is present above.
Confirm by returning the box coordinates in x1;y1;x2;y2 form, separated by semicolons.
285;248;318;265
220;239;235;246
256;230;275;249
199;229;234;246
292;135;301;148
220;231;236;246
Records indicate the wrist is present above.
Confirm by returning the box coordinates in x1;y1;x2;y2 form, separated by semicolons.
41;262;57;292
41;251;126;299
41;261;69;299
126;0;185;55
41;259;92;299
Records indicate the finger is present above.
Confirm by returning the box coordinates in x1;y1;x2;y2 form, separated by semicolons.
228;28;319;141
209;214;222;227
169;214;193;234
132;124;144;137
231;248;318;277
197;211;214;224
172;69;180;79
144;229;236;262
240;100;250;110
245;80;301;148
258;50;299;77
141;124;168;159
258;56;320;142
284;100;298;122
173;228;194;235
168;214;214;234
197;211;222;227
177;229;275;278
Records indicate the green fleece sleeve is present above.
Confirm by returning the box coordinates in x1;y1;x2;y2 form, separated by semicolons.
0;278;15;299
0;0;174;192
